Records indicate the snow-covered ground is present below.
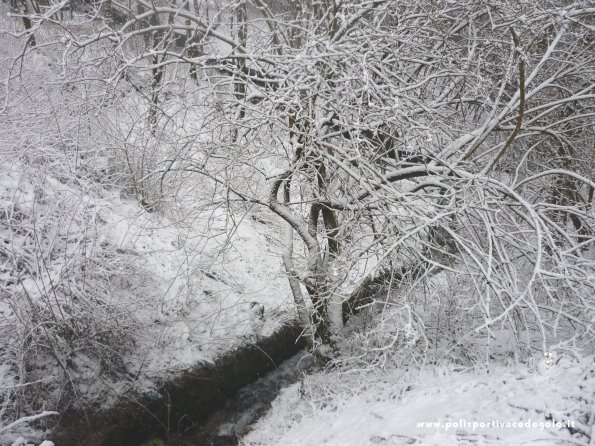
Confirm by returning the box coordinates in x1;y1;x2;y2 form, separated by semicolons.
104;197;295;376
0;158;295;443
0;159;294;352
243;353;595;446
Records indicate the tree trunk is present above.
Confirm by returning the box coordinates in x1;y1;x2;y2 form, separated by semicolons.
233;0;247;141
18;0;36;47
103;0;113;28
282;180;309;325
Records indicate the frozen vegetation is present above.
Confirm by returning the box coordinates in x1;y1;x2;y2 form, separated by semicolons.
0;0;594;444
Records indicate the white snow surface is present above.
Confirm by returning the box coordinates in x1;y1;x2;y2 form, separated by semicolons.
105;198;295;374
243;354;595;446
0;160;294;372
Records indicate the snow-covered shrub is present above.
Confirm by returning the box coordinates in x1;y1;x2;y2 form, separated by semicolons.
335;188;595;370
0;36;139;432
0;160;139;415
340;235;595;371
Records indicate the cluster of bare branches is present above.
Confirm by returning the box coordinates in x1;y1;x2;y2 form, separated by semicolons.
0;19;142;433
3;0;594;364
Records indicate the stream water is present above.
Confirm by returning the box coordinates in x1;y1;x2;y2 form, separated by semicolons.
52;323;309;446
180;349;317;445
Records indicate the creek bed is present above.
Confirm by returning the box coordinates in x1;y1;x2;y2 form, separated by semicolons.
178;349;316;445
52;322;309;446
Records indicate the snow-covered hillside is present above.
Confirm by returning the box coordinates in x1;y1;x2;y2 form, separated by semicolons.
0;158;294;443
244;353;595;446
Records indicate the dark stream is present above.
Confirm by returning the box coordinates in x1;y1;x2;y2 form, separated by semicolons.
51;323;313;446
180;349;316;445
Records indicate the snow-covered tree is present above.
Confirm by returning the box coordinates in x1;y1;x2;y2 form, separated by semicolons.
5;0;594;358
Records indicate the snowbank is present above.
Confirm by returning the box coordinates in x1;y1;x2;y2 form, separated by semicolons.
244;354;595;445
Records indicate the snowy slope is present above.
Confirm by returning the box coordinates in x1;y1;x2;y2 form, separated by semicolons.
105;198;295;375
0;158;295;442
243;354;595;446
